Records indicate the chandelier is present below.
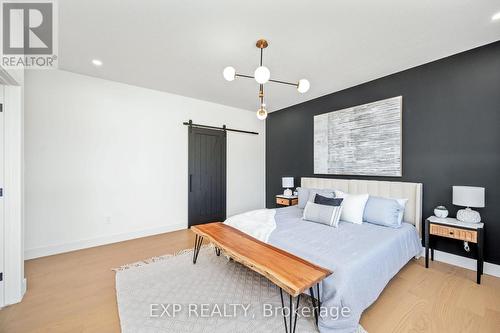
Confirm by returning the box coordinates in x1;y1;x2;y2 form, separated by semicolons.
223;39;310;120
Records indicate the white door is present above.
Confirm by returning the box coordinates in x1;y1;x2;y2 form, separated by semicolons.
0;85;4;307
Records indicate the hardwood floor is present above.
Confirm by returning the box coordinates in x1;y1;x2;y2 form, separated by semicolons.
0;229;499;333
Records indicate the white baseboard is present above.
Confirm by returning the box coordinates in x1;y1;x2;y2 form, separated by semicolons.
421;247;500;278
24;224;186;260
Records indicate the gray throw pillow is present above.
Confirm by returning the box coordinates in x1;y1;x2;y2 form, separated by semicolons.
307;189;335;204
297;187;336;209
297;187;310;209
363;196;406;228
303;201;343;227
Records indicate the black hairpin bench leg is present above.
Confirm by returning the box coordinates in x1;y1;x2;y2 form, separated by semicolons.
309;287;318;325
192;234;203;264
309;283;321;326
316;283;321;310
279;288;301;333
215;247;221;256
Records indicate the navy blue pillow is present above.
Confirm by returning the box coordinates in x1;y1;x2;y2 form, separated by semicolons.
314;194;343;207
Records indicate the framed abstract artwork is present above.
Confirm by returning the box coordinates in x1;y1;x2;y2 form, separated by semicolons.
314;96;402;177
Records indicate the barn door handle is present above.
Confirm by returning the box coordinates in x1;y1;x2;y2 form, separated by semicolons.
189;174;193;192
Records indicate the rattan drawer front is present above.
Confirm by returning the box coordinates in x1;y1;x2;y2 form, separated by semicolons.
430;224;477;243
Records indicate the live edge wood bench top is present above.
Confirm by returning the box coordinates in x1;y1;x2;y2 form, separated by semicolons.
191;222;332;297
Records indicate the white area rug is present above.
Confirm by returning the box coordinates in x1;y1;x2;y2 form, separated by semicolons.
114;246;367;333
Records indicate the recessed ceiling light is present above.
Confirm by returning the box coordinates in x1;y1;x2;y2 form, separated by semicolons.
492;11;500;21
92;59;103;66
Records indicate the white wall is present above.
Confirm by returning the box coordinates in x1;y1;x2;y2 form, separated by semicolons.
24;70;265;259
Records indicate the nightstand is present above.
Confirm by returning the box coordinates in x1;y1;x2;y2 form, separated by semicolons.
425;216;484;284
275;195;298;207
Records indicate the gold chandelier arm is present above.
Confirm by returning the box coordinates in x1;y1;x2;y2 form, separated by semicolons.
268;78;298;87
234;73;298;88
235;73;254;79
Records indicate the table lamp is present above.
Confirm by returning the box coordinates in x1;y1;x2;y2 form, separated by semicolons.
282;177;294;196
452;186;485;223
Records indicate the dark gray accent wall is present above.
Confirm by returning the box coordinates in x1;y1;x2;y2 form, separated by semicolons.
266;41;500;265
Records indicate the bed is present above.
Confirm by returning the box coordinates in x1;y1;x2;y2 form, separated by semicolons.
227;178;423;333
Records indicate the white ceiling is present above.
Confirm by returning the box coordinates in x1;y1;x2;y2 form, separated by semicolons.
58;0;500;112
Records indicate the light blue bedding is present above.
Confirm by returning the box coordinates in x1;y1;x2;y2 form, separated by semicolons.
268;206;422;333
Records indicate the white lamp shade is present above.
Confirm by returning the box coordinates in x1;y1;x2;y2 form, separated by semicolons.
452;186;485;208
297;79;310;93
256;107;267;120
254;66;270;84
282;177;294;188
223;66;236;81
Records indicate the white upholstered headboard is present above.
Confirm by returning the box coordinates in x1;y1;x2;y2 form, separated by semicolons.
301;177;423;236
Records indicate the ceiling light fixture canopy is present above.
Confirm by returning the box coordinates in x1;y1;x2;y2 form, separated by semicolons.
223;39;310;120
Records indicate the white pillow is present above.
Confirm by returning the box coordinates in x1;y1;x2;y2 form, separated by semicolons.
334;190;369;224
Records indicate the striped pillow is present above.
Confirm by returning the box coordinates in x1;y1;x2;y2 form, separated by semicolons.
302;199;343;227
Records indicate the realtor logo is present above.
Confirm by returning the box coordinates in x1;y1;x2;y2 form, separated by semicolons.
1;0;58;68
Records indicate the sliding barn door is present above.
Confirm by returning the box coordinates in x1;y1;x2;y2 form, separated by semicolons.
188;127;226;227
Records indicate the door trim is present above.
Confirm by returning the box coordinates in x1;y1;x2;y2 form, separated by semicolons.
2;85;24;306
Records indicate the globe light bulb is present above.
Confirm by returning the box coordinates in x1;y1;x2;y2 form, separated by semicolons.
297;79;310;93
223;66;236;81
254;66;270;84
256;105;268;120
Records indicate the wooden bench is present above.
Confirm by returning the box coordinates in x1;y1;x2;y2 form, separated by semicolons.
191;222;332;333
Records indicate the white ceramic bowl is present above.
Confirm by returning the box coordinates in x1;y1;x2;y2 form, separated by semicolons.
434;206;449;218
